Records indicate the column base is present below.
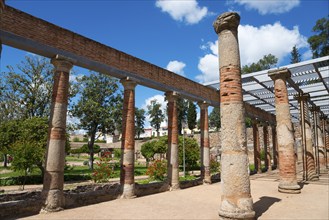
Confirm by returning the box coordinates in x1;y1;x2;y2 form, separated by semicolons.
40;189;64;213
203;178;212;185
218;209;255;220
278;184;301;194
218;197;255;220
169;183;180;191
121;184;136;199
308;174;319;181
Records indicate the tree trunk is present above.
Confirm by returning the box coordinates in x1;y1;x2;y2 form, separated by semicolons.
3;154;7;168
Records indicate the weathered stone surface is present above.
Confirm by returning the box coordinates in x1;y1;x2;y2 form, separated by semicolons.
199;102;211;183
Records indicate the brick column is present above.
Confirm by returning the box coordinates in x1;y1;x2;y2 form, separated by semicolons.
252;120;261;173
166;91;179;190
42;55;73;212
198;101;211;184
268;68;300;194
120;78;137;198
213;12;255;219
271;124;278;169
263;123;271;172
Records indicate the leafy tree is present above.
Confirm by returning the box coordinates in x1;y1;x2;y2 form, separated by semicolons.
177;98;188;135
147;99;165;137
209;107;221;130
290;45;301;64
242;54;278;74
0;120;20;167
71;72;122;170
135;107;146;139
308;17;329;58
187;101;197;131
178;136;200;173
141;141;157;166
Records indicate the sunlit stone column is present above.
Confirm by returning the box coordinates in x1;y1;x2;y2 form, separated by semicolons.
268;68;301;194
42;55;73;212
272;124;278;169
252;120;261;173
263;123;272;172
166;91;179;190
320;115;328;169
120;78;137;198
213;12;255;219
198;101;211;184
316;111;326;170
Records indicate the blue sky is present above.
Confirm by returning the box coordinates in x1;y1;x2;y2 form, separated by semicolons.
1;0;328;127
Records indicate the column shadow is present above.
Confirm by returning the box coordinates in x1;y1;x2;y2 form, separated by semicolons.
254;196;281;219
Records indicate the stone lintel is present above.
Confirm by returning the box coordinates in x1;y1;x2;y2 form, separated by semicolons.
213;12;240;34
268;68;291;80
120;77;137;90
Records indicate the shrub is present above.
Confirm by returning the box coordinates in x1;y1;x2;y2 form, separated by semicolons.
72;137;80;142
146;159;167;181
210;157;220;174
260;149;265;161
83;160;89;166
113;148;121;159
91;152;113;183
70;144;101;154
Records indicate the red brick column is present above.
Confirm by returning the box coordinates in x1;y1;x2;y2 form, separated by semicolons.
268;68;301;194
213;12;255;220
252;120;261;173
263;124;272;172
198;101;211;184
120;78;137;198
272;125;278;169
166;91;179;190
42;55;73;212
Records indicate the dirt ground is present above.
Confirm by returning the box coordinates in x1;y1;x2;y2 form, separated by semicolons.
16;169;328;220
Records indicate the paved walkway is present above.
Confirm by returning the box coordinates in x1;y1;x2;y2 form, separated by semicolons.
17;169;328;220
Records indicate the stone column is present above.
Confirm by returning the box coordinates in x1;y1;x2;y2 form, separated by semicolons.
198;101;211;184
271;124;278;169
42;55;73;212
166;91;179;190
317;112;326;170
252;120;261;173
263;123;271;172
310;107;321;176
320;115;328;169
120;78;137;198
268;68;301;194
213;12;255;219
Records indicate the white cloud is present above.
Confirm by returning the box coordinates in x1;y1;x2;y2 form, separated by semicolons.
155;0;208;24
196;22;309;83
234;0;300;15
141;94;168;128
166;60;186;76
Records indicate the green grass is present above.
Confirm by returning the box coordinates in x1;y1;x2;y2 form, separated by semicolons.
0;167;41;178
66;155;90;162
179;175;197;181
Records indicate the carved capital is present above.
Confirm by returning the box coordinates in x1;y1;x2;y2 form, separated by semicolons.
120;77;137;90
213;12;240;34
268;67;291;81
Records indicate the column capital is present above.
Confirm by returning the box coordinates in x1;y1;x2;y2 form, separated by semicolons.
213;12;240;34
165;91;179;102
120;77;137;90
268;68;291;81
51;55;74;72
294;93;310;102
310;106;320;112
198;101;209;110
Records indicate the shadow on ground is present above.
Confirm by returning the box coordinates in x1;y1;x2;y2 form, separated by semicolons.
254;196;281;219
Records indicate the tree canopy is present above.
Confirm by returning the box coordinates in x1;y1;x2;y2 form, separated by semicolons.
209;107;221;131
187;101;197;131
290;45;302;64
308;17;329;58
135;107;146;139
242;54;278;74
147;99;165;137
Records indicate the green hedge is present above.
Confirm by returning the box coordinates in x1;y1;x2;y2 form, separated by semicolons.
70;144;101;154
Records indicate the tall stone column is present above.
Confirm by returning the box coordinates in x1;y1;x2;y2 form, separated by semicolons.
166;91;179;190
320;115;328;169
310;107;321;175
198;101;211;184
263;124;271;172
271;125;278;169
42;55;73;212
268;68;300;194
252;120;261;173
213;12;255;219
120;78;137;198
317;112;326;169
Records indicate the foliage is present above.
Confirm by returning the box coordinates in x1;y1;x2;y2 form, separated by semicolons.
146;159;167;181
308;17;329;58
113;148;122;159
290;45;301;64
135;107;146;139
241;54;278;74
141;141;157;165
178;136;200;172
176;98;188;135
245;117;252;128
210;157;220;174
0;119;20;167
187;101;197;131
70;144;101;154
92;152;113;183
147;99;165;137
209;107;221;130
71;72;122;170
260;149;265;161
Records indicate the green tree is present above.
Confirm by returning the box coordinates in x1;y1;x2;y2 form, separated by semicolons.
135;107;146;139
209;107;221;130
0;120;20;167
178;136;200;173
308;17;329;58
187;101;197;131
141;141;157;166
242;54;278;74
71;72;122;170
177;98;188;135
147;99;165;137
290;45;301;64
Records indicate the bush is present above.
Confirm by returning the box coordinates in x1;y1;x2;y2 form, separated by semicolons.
210;157;220;174
146;159;167;181
113;148;121;159
72;137;80;142
70;144;101;154
83;160;89;166
91;152;113;183
260;149;265;161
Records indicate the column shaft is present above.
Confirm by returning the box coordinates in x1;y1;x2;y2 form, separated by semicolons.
268;68;300;194
199;102;211;184
214;12;255;220
272;125;278;169
166;91;179;190
252;121;261;173
42;56;73;212
120;78;137;198
263;124;271;171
